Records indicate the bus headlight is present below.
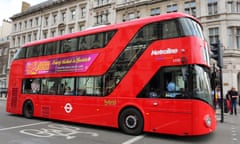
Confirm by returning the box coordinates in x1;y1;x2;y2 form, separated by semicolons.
204;114;212;127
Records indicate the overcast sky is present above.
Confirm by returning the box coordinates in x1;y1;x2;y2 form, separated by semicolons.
0;0;46;25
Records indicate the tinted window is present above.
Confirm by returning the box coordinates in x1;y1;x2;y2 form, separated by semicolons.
162;20;179;39
26;45;43;58
138;66;189;98
22;78;41;94
14;48;26;60
44;41;59;55
178;18;204;39
60;38;78;53
15;30;116;59
78;30;117;50
76;77;103;96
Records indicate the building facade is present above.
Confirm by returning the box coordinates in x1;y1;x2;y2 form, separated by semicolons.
0;19;11;98
8;0;240;94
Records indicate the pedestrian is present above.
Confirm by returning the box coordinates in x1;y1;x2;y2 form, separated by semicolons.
227;87;239;115
212;86;221;109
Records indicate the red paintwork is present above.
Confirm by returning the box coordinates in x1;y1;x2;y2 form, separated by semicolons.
6;12;216;136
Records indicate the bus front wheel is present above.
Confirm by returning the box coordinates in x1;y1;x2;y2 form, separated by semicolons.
23;100;34;119
119;108;144;135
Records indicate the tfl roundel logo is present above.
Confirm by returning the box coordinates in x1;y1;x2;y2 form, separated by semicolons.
64;103;73;113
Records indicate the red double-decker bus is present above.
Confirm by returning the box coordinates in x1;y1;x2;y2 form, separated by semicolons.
6;12;216;136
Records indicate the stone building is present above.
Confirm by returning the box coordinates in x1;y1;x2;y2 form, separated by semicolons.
8;0;240;94
0;19;11;98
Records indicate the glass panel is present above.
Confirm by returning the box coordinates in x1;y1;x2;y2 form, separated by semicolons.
26;45;43;58
178;18;204;39
14;48;26;59
78;30;116;50
44;41;59;55
76;77;88;95
192;65;212;104
162;20;179;39
138;66;188;98
61;38;78;53
22;78;41;94
60;78;75;95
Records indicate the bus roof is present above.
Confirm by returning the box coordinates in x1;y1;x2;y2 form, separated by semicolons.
22;12;200;47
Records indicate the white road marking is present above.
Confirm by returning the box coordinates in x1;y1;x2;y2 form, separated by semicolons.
20;124;99;139
0;122;49;131
122;135;144;144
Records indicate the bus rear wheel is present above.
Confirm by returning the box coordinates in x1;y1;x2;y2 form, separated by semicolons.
119;108;143;135
23;100;34;119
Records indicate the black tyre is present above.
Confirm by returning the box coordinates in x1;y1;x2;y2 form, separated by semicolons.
119;108;144;135
23;100;34;119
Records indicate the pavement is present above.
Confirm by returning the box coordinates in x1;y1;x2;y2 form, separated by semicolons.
215;106;240;144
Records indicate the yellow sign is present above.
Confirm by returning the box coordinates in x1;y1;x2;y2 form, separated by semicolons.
104;99;116;106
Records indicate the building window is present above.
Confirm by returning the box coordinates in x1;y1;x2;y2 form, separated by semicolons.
51;31;56;37
43;31;48;39
185;1;196;17
209;27;219;44
53;14;57;24
30;19;33;27
123;11;140;21
14;24;17;31
44;16;49;26
150;8;160;16
18;37;21;46
228;28;233;49
237;2;240;13
71;9;76;20
97;0;109;6
28;34;31;42
227;27;240;49
128;13;135;20
61;12;66;22
69;27;74;33
12;37;15;47
4;48;8;55
167;4;178;13
79;24;85;31
80;7;86;18
22;36;26;44
35;17;39;26
208;0;218;15
33;33;37;40
19;22;22;30
2;64;6;74
60;29;65;35
237;28;240;49
95;10;109;25
24;21;27;29
227;1;233;13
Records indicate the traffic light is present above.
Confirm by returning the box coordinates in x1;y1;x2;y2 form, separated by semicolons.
210;41;223;68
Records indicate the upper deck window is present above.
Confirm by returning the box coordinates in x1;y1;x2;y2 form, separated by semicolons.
128;17;204;41
44;41;60;55
14;30;116;60
61;38;78;53
178;18;204;39
14;48;26;59
156;18;204;40
26;45;43;58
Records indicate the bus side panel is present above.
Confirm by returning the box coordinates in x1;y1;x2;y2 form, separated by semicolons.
142;99;193;136
6;61;25;115
31;96;118;128
191;100;216;135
